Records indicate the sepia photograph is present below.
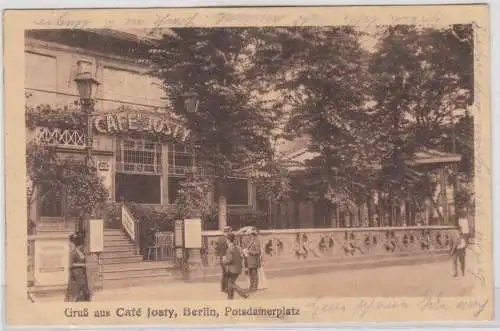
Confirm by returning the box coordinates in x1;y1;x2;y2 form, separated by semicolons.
4;5;492;326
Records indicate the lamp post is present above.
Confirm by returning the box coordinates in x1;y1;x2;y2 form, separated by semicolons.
74;66;100;235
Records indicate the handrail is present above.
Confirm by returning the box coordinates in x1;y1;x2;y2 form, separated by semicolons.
121;204;140;254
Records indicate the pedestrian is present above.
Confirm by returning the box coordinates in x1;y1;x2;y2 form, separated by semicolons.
65;232;91;302
245;228;261;292
215;226;231;293
223;232;249;300
450;229;468;277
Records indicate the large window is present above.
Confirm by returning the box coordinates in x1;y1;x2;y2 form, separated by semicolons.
116;139;162;174
167;144;195;204
225;178;250;206
115;173;161;204
168;144;195;175
115;139;162;204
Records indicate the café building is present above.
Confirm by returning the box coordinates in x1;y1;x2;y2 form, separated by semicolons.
25;28;257;232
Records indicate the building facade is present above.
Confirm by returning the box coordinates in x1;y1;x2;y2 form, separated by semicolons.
25;29;257;232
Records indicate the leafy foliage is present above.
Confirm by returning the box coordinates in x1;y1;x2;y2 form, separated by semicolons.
26;104;86;130
173;171;215;219
26;143;109;219
26;103;109;227
145;28;280;179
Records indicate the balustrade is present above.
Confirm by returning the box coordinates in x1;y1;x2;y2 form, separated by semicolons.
121;204;140;254
35;127;86;148
201;226;457;268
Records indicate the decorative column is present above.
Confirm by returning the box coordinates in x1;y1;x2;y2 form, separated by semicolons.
218;195;227;230
441;167;449;225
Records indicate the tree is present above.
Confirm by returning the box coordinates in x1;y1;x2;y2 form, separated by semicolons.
145;28;281;228
250;27;375;213
368;24;474;222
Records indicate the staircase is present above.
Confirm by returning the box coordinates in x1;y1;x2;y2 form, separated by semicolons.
101;229;176;289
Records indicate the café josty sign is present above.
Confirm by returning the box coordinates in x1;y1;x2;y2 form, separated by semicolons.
93;112;190;142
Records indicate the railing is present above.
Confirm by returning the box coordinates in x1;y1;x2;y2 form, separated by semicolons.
201;225;458;268
35;127;86;148
121;204;140;254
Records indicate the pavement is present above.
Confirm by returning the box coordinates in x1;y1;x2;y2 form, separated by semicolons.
91;261;476;301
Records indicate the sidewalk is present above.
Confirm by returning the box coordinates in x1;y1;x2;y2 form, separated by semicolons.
90;260;474;301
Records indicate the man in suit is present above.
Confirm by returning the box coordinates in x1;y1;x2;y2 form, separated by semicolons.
245;228;261;292
223;233;249;300
450;229;468;277
215;226;231;293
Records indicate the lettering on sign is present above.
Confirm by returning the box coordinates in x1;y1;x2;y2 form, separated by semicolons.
94;112;190;142
98;161;110;171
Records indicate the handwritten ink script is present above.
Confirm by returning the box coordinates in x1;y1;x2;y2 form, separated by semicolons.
33;10;449;31
302;294;489;320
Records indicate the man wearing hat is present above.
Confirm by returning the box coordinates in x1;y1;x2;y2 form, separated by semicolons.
223;232;249;299
245;228;261;292
215;226;231;293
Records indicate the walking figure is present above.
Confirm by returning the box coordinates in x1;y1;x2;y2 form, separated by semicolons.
245;228;261;292
223;233;249;300
215;226;231;293
450;230;468;277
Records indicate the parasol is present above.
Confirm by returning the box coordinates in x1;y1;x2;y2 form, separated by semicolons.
235;226;257;235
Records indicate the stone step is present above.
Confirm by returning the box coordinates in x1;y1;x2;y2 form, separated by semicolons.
101;255;144;264
104;242;137;250
103;261;174;273
103;245;138;253
101;250;140;259
102;265;174;280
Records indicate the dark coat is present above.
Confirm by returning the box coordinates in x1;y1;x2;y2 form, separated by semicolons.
246;237;261;269
215;236;228;258
223;244;243;275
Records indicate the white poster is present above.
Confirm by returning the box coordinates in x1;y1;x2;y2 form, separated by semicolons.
184;218;202;249
89;219;104;253
34;237;70;287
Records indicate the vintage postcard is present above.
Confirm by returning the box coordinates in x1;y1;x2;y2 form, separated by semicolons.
3;5;492;326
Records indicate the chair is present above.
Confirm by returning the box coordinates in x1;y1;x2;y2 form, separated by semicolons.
147;232;174;261
157;232;174;261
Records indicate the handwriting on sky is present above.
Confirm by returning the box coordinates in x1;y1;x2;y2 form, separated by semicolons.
32;11;453;30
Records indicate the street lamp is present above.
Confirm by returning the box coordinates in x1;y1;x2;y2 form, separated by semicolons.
74;69;100;167
182;91;199;114
74;64;100;235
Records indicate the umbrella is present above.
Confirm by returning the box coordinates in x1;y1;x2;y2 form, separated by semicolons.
235;226;257;235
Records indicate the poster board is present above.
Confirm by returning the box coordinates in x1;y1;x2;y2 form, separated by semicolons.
459;217;470;234
89;219;104;253
183;218;202;249
34;236;70;287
